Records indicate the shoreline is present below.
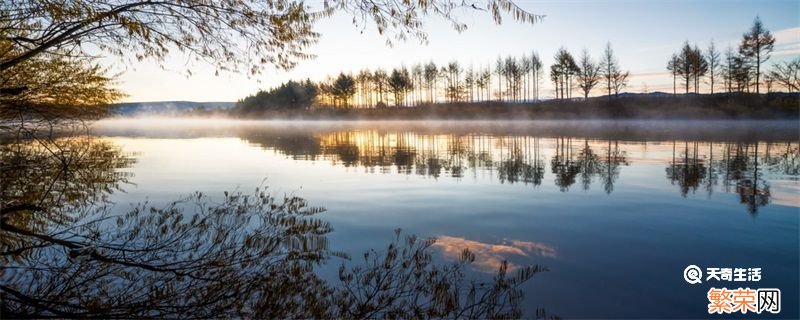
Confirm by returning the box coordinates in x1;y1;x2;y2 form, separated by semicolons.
199;94;800;121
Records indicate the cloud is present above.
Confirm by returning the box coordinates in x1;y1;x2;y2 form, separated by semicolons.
432;235;555;273
773;27;800;46
773;47;800;57
770;179;800;207
772;27;800;57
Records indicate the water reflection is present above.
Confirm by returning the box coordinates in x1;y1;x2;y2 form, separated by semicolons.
667;141;708;197
236;126;799;214
78;119;800;318
0;133;135;215
434;236;556;273
0;125;546;318
664;141;798;214
1;129;136;257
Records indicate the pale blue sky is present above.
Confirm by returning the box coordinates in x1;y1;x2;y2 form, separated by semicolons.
116;0;799;102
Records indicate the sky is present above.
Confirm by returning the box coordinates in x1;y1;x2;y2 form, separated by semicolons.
114;0;800;102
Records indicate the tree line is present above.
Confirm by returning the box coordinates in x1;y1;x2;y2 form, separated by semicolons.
236;42;637;112
666;17;799;95
313;53;551;108
236;16;798;113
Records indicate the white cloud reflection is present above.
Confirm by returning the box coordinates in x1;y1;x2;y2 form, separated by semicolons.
432;236;556;273
770;179;800;208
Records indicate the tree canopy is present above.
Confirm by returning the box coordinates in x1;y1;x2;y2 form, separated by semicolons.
1;29;124;119
235;79;318;114
739;16;775;94
1;0;544;75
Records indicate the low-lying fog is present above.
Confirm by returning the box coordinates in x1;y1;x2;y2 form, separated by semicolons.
92;117;800;142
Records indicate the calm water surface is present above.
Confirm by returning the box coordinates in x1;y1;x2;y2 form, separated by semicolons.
94;119;799;318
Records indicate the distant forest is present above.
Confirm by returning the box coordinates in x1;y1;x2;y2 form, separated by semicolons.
234;16;799;116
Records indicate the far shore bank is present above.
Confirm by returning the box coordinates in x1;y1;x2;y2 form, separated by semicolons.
209;93;799;121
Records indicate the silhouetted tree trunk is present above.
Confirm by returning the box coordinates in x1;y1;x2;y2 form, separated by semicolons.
707;41;720;94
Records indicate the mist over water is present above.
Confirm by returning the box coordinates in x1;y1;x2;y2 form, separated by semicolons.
94;117;800;139
84;118;798;318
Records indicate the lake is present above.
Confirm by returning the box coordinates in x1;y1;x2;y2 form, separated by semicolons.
5;119;799;318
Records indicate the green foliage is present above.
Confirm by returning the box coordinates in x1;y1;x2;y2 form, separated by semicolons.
388;68;413;106
234;80;318;115
0;31;124;120
318;73;357;107
332;73;357;105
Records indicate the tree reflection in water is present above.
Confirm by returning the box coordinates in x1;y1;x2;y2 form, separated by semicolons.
721;143;771;215
666;140;783;215
0;124;548;319
551;137;580;192
242;127;793;214
6;121;796;316
667;141;708;197
1;124;136;256
498;137;545;186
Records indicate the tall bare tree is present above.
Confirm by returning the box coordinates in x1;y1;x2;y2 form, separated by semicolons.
477;67;492;101
551;48;578;100
600;42;619;98
530;52;542;100
667;54;679;95
357;69;373;107
495;57;505;101
707;41;721;94
673;42;705;94
723;47;736;93
610;69;630;97
520;56;531;101
411;64;424;106
443;61;464;103
423;62;439;103
738;16;776;94
691;44;709;93
576;49;601;99
465;67;476;102
503;56;524;101
372;69;388;104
